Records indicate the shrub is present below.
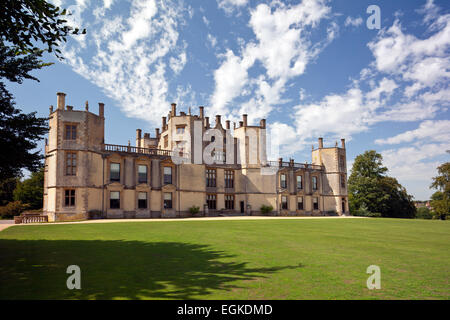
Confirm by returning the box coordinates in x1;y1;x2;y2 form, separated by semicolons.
260;205;273;215
189;205;200;215
353;203;381;217
88;210;103;220
0;201;29;219
416;207;432;220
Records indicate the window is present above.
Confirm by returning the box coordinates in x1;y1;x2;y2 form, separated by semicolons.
164;135;168;148
176;125;185;134
339;155;345;171
313;197;319;210
64;189;75;206
65;124;77;140
110;163;120;182
207;194;217;210
110;191;120;209
341;175;346;188
225;195;234;210
312;176;318;191
138;192;147;209
138;165;147;184
163;167;172;184
164;192;172;209
280;174;287;189
296;175;303;190
281;196;288;210
297;197;304;210
206;169;216;187
66;152;77;176
225;170;234;188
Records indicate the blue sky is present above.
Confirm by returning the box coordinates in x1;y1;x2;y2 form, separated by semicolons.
6;0;450;200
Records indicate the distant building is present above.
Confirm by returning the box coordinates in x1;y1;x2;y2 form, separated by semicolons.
43;92;349;221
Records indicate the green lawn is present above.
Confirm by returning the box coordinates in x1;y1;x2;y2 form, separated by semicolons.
0;218;449;300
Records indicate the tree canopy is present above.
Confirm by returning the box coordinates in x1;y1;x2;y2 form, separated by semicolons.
430;162;450;219
13;168;44;209
348;150;416;218
0;0;84;183
0;0;85;57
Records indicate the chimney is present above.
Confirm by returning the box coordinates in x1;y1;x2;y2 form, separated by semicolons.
171;103;177;117
289;158;294;167
155;128;160;138
278;157;283;167
341;138;346;149
243;114;248;127
239;121;243;127
162;117;167;129
260;119;266;129
199;106;204;118
85;101;89;111
56;92;66;110
98;103;105;118
205;117;210;128
66;105;73;111
144;133;150;139
226;120;230;130
136;129;142;141
215;115;221;127
49;105;53;114
318;137;323;149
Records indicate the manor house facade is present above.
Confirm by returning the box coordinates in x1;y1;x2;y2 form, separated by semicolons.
43;92;349;221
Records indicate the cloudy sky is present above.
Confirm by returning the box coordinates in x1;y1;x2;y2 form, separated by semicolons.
7;0;450;200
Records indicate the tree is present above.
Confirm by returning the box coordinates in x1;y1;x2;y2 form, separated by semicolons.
1;0;85;58
0;1;84;182
416;207;432;220
430;162;450;220
13;168;44;210
0;47;48;181
348;150;416;218
0;177;18;206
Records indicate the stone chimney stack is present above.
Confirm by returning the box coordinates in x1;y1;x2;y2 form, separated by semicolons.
49;105;53;114
215;115;221;127
155;128;160;138
85;101;89;111
98;103;104;118
239;121;243;127
171;103;177;117
199;106;204;118
318;137;323;149
66;105;73;111
341;138;346;149
162;117;167;130
260;119;266;129
205;117;210;128
57;92;66;110
136;129;142;140
243;114;248;127
226;120;230;130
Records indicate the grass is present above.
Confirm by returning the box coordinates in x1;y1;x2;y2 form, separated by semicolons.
0;218;448;300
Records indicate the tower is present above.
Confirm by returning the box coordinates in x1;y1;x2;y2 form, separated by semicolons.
311;138;348;215
44;92;105;221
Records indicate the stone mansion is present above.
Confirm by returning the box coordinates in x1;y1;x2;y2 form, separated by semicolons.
43;92;349;221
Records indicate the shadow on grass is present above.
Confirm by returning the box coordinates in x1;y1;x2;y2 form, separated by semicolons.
0;239;301;300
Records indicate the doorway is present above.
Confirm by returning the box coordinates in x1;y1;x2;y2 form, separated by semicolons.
240;201;245;214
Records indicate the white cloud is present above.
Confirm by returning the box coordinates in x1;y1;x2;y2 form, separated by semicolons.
207;34;217;48
381;143;448;182
217;0;248;13
375;120;450;145
344;16;363;27
210;0;333;119
61;0;187;126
